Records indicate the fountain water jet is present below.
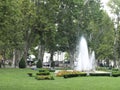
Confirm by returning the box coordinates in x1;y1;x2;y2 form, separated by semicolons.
74;36;95;72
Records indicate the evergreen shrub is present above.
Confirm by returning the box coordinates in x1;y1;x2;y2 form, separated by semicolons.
36;59;42;68
19;57;26;68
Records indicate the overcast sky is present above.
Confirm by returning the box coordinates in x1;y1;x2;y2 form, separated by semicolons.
101;0;114;18
101;0;109;11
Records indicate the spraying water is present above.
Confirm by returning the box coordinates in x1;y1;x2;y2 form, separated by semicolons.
74;36;95;72
89;51;96;71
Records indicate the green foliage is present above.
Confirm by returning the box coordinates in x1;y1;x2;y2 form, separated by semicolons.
0;0;116;67
89;73;111;76
19;57;26;68
111;69;120;77
64;52;70;60
27;73;33;77
36;60;42;68
35;75;54;80
35;68;54;80
63;73;87;78
39;69;47;72
39;68;55;72
112;72;120;77
56;70;86;77
96;67;110;71
36;71;50;75
108;0;120;62
112;68;119;71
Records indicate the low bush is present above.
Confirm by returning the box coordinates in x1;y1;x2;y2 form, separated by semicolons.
39;69;47;72
112;71;120;77
79;73;87;76
19;57;26;68
36;71;50;75
112;68;119;71
111;68;120;77
36;59;42;68
56;70;70;77
63;74;78;78
96;67;108;71
56;70;86;78
27;73;33;77
48;69;55;72
89;73;110;76
35;75;54;80
112;73;120;77
63;73;87;78
39;68;55;72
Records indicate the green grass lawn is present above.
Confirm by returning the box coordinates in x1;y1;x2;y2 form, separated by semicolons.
0;68;120;90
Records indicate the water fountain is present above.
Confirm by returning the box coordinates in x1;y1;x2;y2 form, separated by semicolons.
55;36;111;76
74;36;96;72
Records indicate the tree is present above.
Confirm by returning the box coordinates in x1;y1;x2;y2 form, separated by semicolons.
20;0;37;66
108;0;120;67
34;0;60;68
0;0;24;67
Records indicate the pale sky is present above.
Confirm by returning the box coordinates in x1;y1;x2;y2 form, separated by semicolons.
101;0;109;12
101;0;114;18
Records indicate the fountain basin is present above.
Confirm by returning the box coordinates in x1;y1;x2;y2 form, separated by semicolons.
55;70;111;77
87;71;112;76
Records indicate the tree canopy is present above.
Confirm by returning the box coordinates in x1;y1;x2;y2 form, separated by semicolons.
0;0;116;68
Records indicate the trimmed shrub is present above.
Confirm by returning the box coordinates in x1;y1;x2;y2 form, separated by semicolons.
39;69;48;72
19;57;26;68
35;75;54;80
36;71;50;75
56;70;71;77
49;69;55;72
89;73;110;76
112;73;120;77
112;68;119;71
112;71;120;77
96;67;108;71
39;68;55;72
111;68;120;77
35;68;55;80
79;73;87;76
63;74;78;78
63;73;87;78
27;73;33;77
36;59;42;68
56;70;86;78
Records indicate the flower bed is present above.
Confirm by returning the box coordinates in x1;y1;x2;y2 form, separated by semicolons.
56;70;87;78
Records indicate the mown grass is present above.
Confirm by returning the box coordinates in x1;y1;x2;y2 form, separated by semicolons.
0;68;120;90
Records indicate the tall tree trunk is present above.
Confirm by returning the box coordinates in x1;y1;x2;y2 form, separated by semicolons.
113;38;117;67
24;29;30;67
2;50;6;68
69;51;75;69
50;50;54;68
38;44;45;61
24;42;29;67
12;49;22;68
12;49;16;68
